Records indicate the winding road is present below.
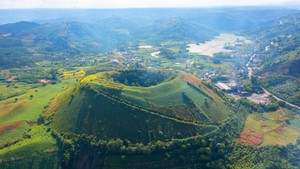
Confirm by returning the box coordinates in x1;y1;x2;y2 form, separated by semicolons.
262;87;300;109
247;56;299;110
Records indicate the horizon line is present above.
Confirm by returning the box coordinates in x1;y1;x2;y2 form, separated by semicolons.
0;5;299;10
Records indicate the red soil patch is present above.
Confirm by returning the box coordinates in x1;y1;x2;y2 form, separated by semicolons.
261;122;267;127
1;98;28;119
6;76;17;82
40;79;53;84
259;72;272;79
0;121;26;136
181;71;223;103
270;125;285;133
181;71;201;86
44;98;60;117
237;129;263;146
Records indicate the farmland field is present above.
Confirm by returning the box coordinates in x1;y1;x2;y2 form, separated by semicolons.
238;111;300;146
0;125;58;160
0;79;77;124
291;114;300;130
0;7;300;169
187;33;251;56
0;82;33;101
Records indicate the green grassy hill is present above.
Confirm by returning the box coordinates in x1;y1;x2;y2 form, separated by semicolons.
1;70;299;169
44;70;233;143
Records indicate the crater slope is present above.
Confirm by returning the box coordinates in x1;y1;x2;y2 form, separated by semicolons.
44;70;233;143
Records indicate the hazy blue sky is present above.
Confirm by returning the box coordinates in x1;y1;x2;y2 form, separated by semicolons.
0;0;299;8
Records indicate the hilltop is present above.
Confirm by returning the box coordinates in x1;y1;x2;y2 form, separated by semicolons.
0;8;300;169
43;70;233;143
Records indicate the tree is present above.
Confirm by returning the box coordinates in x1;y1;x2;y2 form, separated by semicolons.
160;48;176;59
250;76;260;86
297;137;300;145
204;98;209;107
213;58;222;64
49;68;59;80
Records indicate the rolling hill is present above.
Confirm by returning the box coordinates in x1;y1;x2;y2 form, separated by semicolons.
147;18;217;42
1;8;300;169
43;70;233;144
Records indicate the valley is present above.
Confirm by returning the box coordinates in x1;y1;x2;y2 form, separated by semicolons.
0;8;299;169
187;33;251;57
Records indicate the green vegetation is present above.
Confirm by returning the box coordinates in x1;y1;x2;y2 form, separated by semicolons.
0;125;59;169
0;82;32;101
0;8;300;169
0;79;77;124
252;14;300;107
159;48;176;59
261;75;300;106
239;112;299;146
242;76;263;93
0;122;30;148
44;70;232;144
111;69;176;87
0;125;58;158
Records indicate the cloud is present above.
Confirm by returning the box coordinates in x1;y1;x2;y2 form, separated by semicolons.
0;0;299;8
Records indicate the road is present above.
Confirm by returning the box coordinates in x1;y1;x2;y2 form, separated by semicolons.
246;54;300;110
248;67;253;78
262;87;300;109
247;54;255;78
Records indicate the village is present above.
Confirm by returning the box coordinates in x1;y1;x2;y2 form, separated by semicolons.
0;32;273;105
111;33;271;105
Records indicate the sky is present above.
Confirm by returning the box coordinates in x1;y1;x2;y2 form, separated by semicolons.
0;0;299;9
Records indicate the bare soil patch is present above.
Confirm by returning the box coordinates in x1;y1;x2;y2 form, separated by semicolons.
259;72;272;79
261;122;267;127
247;93;270;104
181;71;201;86
6;76;16;82
270;125;286;133
237;129;263;146
40;79;53;84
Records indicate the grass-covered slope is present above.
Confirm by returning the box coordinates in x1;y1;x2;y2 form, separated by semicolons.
118;72;232;124
44;70;233;143
0;79;77;124
0;125;59;169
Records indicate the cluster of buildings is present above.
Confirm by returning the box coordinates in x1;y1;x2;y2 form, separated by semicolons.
215;81;250;96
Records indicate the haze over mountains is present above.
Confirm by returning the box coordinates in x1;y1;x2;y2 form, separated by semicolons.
1;8;299;68
0;7;300;169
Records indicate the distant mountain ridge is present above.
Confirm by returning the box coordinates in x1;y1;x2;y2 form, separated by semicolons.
0;21;39;35
0;8;299;69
